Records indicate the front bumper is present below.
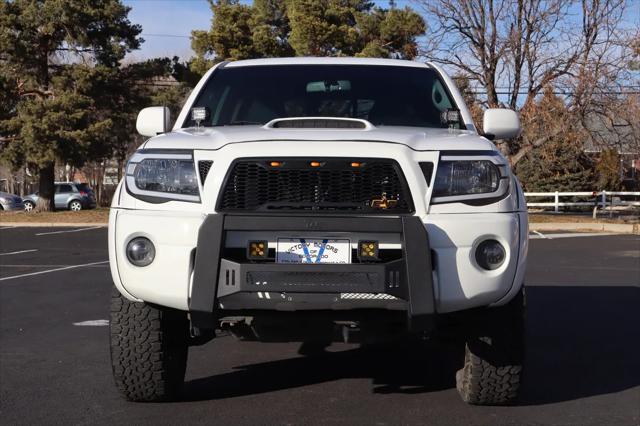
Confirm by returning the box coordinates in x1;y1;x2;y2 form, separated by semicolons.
109;209;525;325
190;215;435;331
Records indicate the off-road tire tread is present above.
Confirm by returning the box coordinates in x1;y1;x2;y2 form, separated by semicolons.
110;287;188;402
456;289;525;405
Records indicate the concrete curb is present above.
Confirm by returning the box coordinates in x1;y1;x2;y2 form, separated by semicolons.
530;222;639;234
0;222;107;228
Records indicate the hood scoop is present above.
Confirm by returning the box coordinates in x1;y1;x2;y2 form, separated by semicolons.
264;117;374;130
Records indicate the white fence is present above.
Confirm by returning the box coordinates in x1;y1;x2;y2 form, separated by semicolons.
525;191;640;212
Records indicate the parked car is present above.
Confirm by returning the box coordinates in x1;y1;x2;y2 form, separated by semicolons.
23;182;97;211
0;191;25;211
110;57;528;405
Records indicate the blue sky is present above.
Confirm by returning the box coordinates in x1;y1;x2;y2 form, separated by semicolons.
123;0;211;61
123;0;639;62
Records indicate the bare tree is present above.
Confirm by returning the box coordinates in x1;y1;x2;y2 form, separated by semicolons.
568;1;637;154
416;0;632;165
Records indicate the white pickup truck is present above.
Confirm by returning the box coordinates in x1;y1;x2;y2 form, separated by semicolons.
109;57;528;405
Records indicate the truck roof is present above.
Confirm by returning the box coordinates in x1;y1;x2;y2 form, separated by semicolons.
224;57;431;69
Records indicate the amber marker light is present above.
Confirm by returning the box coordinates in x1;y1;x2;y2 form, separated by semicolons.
310;161;322;167
357;240;379;262
247;241;268;260
351;162;361;168
270;161;282;167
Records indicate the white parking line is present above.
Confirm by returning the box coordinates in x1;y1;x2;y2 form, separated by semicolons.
0;249;38;256
0;226;17;230
547;232;618;239
73;319;109;327
35;226;102;236
0;260;109;282
531;231;550;239
1;264;108;268
529;232;618;239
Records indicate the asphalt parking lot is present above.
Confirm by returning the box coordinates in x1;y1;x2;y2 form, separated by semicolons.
0;226;638;425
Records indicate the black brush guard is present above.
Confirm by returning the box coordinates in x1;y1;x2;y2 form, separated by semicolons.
190;215;435;332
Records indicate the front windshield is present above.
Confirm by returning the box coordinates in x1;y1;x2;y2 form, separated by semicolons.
185;65;460;129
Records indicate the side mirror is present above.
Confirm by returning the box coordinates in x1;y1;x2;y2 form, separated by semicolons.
136;106;171;137
483;108;521;140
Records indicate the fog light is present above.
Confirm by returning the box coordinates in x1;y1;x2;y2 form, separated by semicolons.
126;237;155;267
248;240;268;260
475;239;506;270
358;240;379;262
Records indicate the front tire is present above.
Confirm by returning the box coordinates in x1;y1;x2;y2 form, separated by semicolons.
24;201;34;212
110;287;189;402
456;288;525;405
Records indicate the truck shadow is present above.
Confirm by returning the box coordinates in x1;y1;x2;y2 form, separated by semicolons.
182;285;640;405
518;285;640;405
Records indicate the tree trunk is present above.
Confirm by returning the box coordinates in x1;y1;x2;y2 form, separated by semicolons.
20;166;26;196
36;162;55;212
117;157;123;182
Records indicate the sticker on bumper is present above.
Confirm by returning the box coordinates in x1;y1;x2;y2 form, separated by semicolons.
276;238;351;264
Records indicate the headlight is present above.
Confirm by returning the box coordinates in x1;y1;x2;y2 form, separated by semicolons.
125;151;200;202
430;155;509;204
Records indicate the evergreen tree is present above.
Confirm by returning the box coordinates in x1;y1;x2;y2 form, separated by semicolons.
514;140;595;192
595;149;623;191
286;0;366;56
355;5;425;58
0;0;141;210
514;87;595;192
252;0;294;58
191;0;256;75
190;0;425;76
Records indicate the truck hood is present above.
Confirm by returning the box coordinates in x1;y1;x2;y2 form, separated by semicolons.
141;125;497;152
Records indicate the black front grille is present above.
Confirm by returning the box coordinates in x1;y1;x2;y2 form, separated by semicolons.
217;159;413;214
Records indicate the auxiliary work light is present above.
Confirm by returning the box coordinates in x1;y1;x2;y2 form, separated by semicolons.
358;240;379;262
191;106;209;123
247;240;268;260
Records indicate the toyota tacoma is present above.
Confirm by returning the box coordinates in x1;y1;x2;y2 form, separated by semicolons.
109;57;528;405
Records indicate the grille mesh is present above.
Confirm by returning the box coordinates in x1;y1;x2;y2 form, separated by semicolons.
218;159;413;213
199;160;213;184
272;118;365;129
340;293;399;300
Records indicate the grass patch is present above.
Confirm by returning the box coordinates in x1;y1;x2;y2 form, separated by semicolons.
0;208;110;223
